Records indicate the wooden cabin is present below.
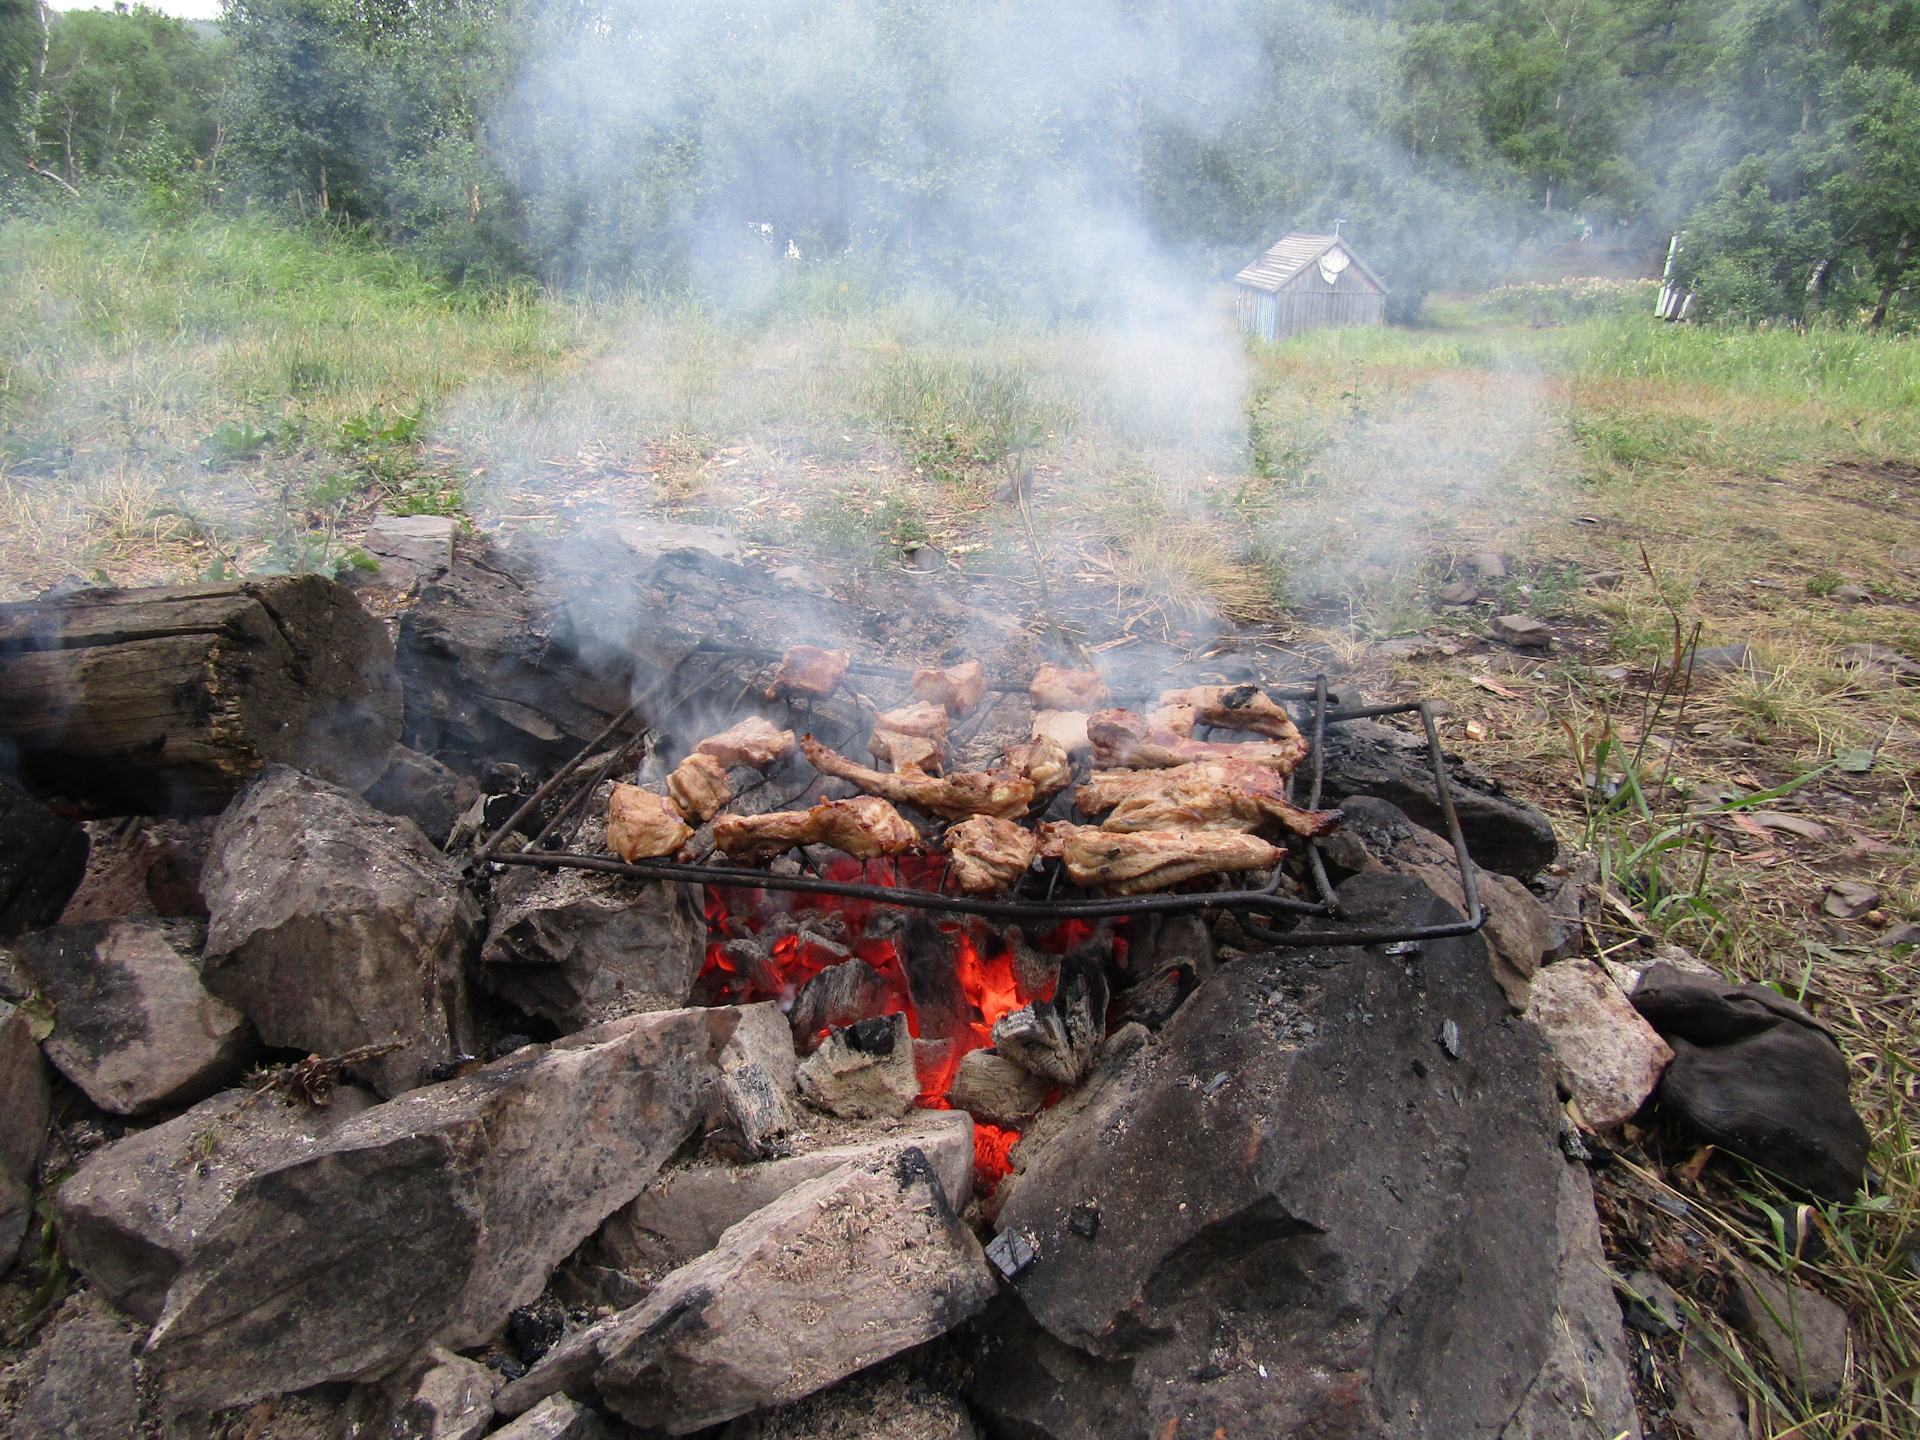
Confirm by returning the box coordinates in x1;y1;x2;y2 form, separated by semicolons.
1234;233;1388;341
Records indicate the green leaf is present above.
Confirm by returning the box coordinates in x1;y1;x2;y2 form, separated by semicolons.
1836;748;1874;773
16;992;55;1042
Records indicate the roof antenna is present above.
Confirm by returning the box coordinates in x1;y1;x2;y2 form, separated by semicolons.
1333;218;1345;237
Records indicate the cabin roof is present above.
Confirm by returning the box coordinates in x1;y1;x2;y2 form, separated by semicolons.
1234;233;1389;294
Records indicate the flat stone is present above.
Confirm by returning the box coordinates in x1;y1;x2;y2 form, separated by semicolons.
1823;881;1880;919
482;860;704;1034
1491;614;1553;649
362;514;458;588
1660;642;1766;678
1839;641;1920;683
1437;581;1479;605
345;1343;500;1440
0;1001;50;1273
8;1291;149;1440
1733;1266;1851;1399
1747;812;1830;842
492;1394;613;1439
1376;634;1453;660
1525;959;1674;1128
498;1147;995;1432
589;1109;975;1275
1470;552;1508;579
612;518;745;565
946;1048;1051;1129
1878;922;1920;947
1672;1345;1747;1440
710;1001;799;1159
364;746;481;847
56;1083;382;1323
200;765;482;1097
1633;965;1869;1200
143;1008;733;1411
796;1012;919;1119
8;918;254;1115
982;873;1563;1436
1497;1163;1641;1439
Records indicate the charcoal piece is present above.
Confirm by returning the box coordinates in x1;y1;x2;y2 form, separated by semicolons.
509;1296;568;1364
848;1014;897;1054
1116;963;1198;1031
0;576;402;814
1002;925;1061;1000
795;1013;918;1119
1632;964;1869;1200
946;1048;1050;1129
986;1228;1036;1280
789;959;891;1050
0;781;90;937
992;954;1107;1086
1067;1203;1100;1240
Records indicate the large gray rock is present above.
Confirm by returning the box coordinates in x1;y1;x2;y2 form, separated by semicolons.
0;999;50;1273
341;1343;500;1440
493;1394;613;1440
55;1083;382;1323
979;873;1564;1439
498;1146;995;1433
143;1007;734;1411
1497;1163;1641;1439
589;1110;975;1275
8;918;255;1115
5;1291;149;1440
1318;719;1560;879
481;862;704;1033
200;765;482;1097
1524;959;1673;1128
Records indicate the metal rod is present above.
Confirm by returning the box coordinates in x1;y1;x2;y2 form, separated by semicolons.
1304;674;1339;912
473;698;643;863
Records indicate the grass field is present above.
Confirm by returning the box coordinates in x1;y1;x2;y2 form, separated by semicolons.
4;201;1920;1435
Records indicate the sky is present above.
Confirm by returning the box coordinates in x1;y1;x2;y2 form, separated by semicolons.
51;0;222;21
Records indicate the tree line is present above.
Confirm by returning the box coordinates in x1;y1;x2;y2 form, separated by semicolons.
3;0;1916;326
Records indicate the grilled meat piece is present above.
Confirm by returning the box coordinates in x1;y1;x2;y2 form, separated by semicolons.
1087;709;1308;773
1076;762;1341;838
1159;684;1303;743
867;728;944;774
607;784;694;861
872;701;949;741
765;645;851;701
695;716;796;769
943;815;1040;895
1030;663;1111;711
1003;734;1073;803
801;735;1034;820
667;752;732;821
1147;703;1197;737
712;795;918;862
1030;708;1091;756
911;660;988;716
1048;824;1283;895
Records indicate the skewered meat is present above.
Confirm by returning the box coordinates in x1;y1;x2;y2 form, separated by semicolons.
1046;824;1283;895
712;795;918;861
1030;708;1091;756
1003;735;1073;803
872;701;949;741
867;728;944;774
1030;663;1111;711
1158;684;1303;743
695;716;796;769
943;815;1039;895
912;660;988;716
1147;703;1197;737
765;646;851;701
1087;709;1308;773
801;736;1034;820
607;784;694;861
1076;762;1342;838
667;752;732;821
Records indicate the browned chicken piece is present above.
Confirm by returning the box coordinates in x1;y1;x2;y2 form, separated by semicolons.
607;784;694;861
911;660;988;716
1029;663;1112;711
667;752;732;822
1030;708;1091;756
765;646;851;701
872;701;949;740
1033;820;1076;860
867;728;944;775
1087;709;1308;774
695;716;796;769
943;815;1040;895
801;736;1034;820
712;795;918;862
1050;824;1283;895
1147;702;1197;737
1003;734;1073;803
1076;761;1342;839
1158;684;1303;743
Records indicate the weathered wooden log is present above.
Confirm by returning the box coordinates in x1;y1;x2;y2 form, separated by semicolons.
0;577;402;815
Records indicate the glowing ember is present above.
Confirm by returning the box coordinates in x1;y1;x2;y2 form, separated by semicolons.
973;1121;1020;1195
